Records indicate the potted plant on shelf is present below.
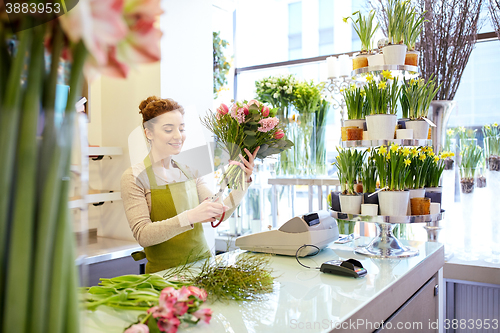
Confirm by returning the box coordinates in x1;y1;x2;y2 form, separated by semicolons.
403;147;431;215
361;150;379;205
342;84;365;140
344;10;380;69
403;8;427;66
364;74;398;140
333;147;366;214
373;144;411;216
459;144;483;194
401;76;440;139
383;0;410;65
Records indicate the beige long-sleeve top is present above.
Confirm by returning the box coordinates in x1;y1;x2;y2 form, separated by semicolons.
120;160;249;248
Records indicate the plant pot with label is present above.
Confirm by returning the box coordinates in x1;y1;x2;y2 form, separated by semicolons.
405;119;429;140
366;114;397;140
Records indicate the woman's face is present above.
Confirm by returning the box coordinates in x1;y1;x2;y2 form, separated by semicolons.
146;110;186;157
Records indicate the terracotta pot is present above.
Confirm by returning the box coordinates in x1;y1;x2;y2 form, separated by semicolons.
407;188;425;215
341;126;358;141
410;197;431;215
347;128;363;140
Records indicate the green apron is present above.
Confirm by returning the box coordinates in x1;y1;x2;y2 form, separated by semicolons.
143;155;210;273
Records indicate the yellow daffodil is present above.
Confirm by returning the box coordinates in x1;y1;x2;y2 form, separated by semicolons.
340;87;345;93
411;149;419;158
378;81;387;89
378;146;387;155
386;152;391;160
404;158;411;166
366;74;374;82
459;126;465;133
434;156;440;163
446;129;454;136
360;90;366;97
402;147;411;157
485;125;491;130
343;17;348;23
428;151;435;157
449;152;455;157
419;154;427;161
390;143;399;153
410;78;417;85
494;122;498;127
381;70;393;80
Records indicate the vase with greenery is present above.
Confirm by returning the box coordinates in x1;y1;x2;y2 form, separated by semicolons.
0;2;163;332
459;144;483;194
483;123;500;171
333;147;365;214
443;128;457;169
315;98;331;175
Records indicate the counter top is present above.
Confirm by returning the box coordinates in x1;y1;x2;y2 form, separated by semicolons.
76;237;142;266
83;238;443;333
444;256;500;285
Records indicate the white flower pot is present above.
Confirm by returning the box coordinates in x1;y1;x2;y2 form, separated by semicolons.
379;190;410;216
344;119;366;129
425;186;442;193
383;44;407;65
407;188;426;215
361;203;379;216
396;129;413;139
405;120;429;139
339;194;362;214
367;53;385;66
365;114;397;140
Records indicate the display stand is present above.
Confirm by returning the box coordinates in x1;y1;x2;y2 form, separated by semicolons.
342;139;432;148
331;210;445;258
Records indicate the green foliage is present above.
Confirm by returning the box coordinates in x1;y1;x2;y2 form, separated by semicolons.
364;77;389;115
213;31;231;99
342;84;365;119
483;123;500;156
292;80;324;114
361;151;378;193
344;10;379;52
385;0;412;44
333;147;366;195
400;75;440;119
403;9;427;51
373;144;411;191
460;145;483;180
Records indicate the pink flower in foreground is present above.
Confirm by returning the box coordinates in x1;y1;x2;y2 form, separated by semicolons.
242;105;249;116
192;308;213;324
187;286;208;302
247;99;261;108
231;107;246;124
156;315;181;333
231;103;238;112
257;117;279;132
261;105;270;117
124;323;149;333
274;129;285;139
159;287;178;308
217;103;229;116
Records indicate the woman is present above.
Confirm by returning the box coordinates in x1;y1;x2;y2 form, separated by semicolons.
121;96;258;273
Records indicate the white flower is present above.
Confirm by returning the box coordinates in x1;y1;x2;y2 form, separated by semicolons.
286;88;292;94
273;92;279;98
266;82;272;87
260;82;265;87
270;84;276;89
278;86;283;90
271;78;277;83
283;85;288;90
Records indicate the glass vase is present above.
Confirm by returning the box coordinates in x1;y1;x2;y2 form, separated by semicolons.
294;113;316;176
484;137;500;263
276;116;296;176
457;171;480;261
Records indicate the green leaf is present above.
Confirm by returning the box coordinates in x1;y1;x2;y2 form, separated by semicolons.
244;130;256;136
244;136;257;146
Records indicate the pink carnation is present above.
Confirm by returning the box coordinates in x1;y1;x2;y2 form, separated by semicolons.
257;117;279;132
124;324;149;333
274;129;285;139
261;105;270;117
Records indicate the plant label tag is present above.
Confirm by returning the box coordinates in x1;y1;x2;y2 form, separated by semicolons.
423;117;437;127
369;186;388;197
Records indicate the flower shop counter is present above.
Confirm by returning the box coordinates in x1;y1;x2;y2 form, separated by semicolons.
82;238;444;333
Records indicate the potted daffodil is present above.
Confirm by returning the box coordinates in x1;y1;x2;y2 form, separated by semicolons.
333;147;365;214
403;8;427;66
344;10;379;70
383;0;411;65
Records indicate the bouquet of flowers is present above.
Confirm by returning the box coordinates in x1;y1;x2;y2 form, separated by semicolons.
255;74;298;118
202;99;294;189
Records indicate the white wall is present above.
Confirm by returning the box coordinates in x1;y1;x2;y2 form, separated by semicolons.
86;0;215;251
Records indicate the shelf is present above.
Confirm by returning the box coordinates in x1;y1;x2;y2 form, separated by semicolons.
351;64;419;76
342;139;432;148
330;209;445;225
68;191;122;209
88;146;123;160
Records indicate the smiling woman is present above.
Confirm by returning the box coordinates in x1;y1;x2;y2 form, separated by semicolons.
121;96;258;273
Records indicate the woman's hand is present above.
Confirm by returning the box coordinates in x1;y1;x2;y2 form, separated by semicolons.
236;147;260;182
187;199;229;224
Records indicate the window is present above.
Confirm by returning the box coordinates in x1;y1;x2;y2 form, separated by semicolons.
288;2;303;60
318;0;334;56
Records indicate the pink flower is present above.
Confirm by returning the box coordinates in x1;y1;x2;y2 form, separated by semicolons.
231;103;238;112
230;107;246;124
274;129;285;139
192;308;213;324
156;315;181;333
247;99;261;108
217;103;229;116
187;286;207;302
257;117;279;132
242;105;249;116
172;302;189;316
261;105;270;117
124;324;149;333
